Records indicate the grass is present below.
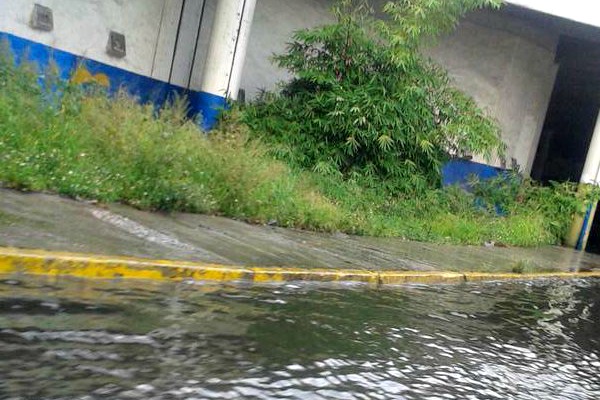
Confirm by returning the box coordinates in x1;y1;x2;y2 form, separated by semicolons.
0;58;344;232
0;54;581;247
304;175;557;246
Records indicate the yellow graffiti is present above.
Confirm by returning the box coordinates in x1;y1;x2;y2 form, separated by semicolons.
71;66;110;87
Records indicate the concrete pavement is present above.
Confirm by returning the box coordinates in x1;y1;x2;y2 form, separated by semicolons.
1;188;600;274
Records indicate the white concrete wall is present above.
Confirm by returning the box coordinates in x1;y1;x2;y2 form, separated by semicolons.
0;0;165;76
187;0;335;96
0;0;334;94
425;10;559;173
0;0;206;87
236;0;334;99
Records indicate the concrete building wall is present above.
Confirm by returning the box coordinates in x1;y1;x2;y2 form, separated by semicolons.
0;0;164;76
238;0;334;99
426;10;559;173
0;0;206;87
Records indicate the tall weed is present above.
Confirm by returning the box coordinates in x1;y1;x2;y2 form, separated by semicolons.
0;51;342;231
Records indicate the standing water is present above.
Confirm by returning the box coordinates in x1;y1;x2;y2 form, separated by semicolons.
1;276;599;399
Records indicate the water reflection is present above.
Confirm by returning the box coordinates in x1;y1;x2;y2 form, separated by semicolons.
0;277;599;399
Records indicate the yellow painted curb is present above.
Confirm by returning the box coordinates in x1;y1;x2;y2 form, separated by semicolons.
0;247;599;286
379;271;465;285
0;247;378;284
464;271;600;282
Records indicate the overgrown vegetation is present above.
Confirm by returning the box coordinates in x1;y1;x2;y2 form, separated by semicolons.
0;49;344;231
0;0;596;247
238;0;595;245
243;0;504;191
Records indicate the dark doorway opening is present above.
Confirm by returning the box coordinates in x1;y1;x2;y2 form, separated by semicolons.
531;35;600;253
531;36;600;183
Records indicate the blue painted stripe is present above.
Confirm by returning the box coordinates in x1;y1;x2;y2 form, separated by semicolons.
442;159;509;216
576;203;594;251
189;90;229;131
0;32;225;129
442;159;504;188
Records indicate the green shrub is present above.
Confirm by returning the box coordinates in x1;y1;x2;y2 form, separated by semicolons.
470;173;599;243
242;0;505;192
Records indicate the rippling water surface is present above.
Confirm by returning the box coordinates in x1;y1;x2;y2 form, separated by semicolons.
1;276;600;399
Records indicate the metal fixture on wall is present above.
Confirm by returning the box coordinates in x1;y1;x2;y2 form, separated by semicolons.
30;4;53;31
107;31;127;58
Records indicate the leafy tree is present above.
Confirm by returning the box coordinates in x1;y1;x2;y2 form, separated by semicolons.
242;0;505;192
380;0;502;62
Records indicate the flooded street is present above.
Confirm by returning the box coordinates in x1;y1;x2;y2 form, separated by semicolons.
1;277;600;399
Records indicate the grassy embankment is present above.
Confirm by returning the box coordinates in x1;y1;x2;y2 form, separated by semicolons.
0;55;584;247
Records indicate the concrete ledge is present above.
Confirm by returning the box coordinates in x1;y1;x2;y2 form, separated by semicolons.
1;247;600;286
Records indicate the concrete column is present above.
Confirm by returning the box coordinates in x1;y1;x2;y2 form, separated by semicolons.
565;111;600;250
580;112;600;185
198;0;256;129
